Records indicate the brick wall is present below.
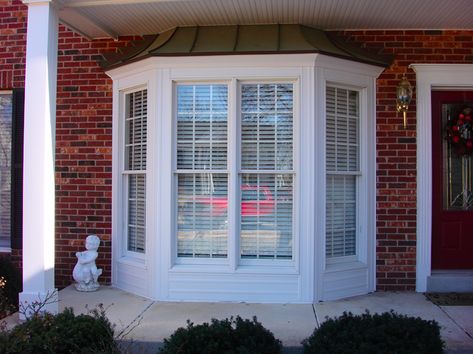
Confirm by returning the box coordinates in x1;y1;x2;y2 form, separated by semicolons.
0;0;136;288
55;27;139;287
338;30;473;290
2;1;473;292
0;0;26;89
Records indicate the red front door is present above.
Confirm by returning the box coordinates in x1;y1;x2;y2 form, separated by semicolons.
432;90;473;269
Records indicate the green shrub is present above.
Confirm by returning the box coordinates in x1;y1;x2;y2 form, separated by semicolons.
302;311;444;354
159;316;282;354
0;307;119;354
0;257;22;316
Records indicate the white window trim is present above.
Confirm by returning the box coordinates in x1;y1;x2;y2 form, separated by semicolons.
121;86;148;260
108;54;382;303
410;64;473;292
173;80;231;265
111;70;158;299
315;60;380;301
171;76;300;268
325;84;363;261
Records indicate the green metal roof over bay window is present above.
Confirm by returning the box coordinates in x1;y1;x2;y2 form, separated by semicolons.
100;24;393;69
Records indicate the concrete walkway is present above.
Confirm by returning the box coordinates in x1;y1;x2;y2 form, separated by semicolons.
5;286;473;353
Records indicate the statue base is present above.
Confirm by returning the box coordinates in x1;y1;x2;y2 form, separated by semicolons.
74;282;100;292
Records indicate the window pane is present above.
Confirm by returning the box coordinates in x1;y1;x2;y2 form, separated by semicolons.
326;175;356;258
0;94;11;248
442;103;473;211
326;87;359;172
177;84;228;170
125;90;147;171
124;89;147;254
241;84;293;170
240;173;293;259
326;86;359;259
128;174;146;253
177;173;228;258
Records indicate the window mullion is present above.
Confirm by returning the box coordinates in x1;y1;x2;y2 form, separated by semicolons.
228;78;239;270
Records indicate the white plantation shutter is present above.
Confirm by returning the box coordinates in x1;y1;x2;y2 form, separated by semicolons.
127;174;146;252
240;83;294;259
176;84;228;258
326;175;356;257
124;89;147;253
326;86;359;258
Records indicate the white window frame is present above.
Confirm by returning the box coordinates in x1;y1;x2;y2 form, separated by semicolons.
315;62;379;301
172;78;299;269
120;85;148;260
173;80;231;266
237;79;298;267
111;68;158;299
325;83;363;264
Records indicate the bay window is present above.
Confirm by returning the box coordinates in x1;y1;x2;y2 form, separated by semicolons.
110;53;380;302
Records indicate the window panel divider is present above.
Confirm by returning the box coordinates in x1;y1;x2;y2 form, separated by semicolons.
173;169;229;174
228;78;239;271
239;170;295;174
122;170;147;175
326;171;361;176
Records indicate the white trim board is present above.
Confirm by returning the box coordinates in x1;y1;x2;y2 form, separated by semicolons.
410;64;473;292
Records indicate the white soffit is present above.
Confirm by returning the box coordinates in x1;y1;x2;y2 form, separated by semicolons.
54;0;473;39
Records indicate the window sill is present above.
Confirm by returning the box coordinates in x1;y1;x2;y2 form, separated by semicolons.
325;259;366;273
117;255;146;269
170;263;298;275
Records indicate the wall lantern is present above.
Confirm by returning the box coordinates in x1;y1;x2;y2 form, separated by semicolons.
396;75;413;129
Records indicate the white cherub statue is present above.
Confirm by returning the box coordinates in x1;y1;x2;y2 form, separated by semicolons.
72;235;103;291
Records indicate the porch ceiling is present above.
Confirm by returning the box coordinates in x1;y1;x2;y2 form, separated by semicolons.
53;0;473;40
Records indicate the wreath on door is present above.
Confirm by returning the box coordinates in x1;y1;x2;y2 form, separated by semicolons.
445;107;473;156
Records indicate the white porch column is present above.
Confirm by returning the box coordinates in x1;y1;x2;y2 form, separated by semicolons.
19;0;59;319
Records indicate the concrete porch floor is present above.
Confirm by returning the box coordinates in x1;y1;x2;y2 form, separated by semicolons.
5;286;473;353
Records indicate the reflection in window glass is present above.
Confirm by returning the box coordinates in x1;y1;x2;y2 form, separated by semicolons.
240;174;293;259
176;84;229;258
240;83;294;259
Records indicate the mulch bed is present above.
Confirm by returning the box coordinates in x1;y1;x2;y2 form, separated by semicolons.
425;292;473;306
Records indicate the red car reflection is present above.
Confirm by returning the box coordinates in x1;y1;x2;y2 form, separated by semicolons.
195;185;275;217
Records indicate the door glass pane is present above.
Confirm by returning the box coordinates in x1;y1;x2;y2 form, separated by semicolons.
443;103;473;210
0;93;12;248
